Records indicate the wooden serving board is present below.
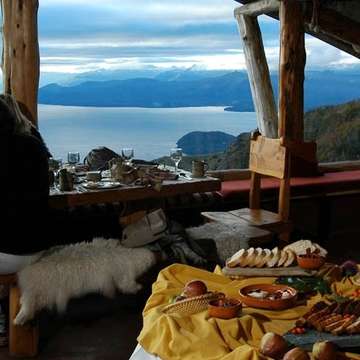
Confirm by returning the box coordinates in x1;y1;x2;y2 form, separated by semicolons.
284;329;360;351
222;266;317;277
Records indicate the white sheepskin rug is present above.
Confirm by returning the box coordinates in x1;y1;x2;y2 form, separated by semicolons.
186;222;250;264
15;238;156;325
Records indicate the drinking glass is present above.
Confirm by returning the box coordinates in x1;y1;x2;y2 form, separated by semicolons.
170;148;182;174
49;158;63;189
67;152;80;165
122;148;134;165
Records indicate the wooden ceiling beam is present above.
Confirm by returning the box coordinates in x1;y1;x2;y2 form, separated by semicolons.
234;0;360;59
303;5;360;54
234;0;279;17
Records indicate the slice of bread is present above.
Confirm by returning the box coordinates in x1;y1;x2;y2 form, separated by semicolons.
284;240;313;256
267;247;280;267
283;249;296;267
283;239;328;257
238;249;250;267
277;250;288;267
226;248;246;268
241;247;256;267
256;248;272;268
252;248;265;267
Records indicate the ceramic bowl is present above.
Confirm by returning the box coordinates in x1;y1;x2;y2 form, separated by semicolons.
238;284;297;310
208;298;242;319
297;255;326;270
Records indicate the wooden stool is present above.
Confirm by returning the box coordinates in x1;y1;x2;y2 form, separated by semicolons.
200;211;273;247
0;274;38;357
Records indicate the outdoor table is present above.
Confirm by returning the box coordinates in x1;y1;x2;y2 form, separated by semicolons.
131;263;360;360
49;175;221;209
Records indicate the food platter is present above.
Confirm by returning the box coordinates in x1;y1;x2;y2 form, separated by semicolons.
222;265;317;277
284;329;360;351
238;284;298;310
81;181;122;190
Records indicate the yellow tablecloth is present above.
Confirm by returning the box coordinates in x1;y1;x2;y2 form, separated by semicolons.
137;263;360;360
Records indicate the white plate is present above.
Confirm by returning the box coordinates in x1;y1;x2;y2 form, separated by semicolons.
82;181;122;190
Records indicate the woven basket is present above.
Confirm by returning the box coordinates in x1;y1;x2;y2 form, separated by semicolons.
163;292;225;316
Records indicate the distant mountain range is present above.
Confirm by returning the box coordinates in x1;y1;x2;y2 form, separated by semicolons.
38;69;360;112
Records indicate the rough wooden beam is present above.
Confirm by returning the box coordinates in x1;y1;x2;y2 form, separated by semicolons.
278;0;305;141
303;4;360;50
1;0;40;126
234;0;279;17
235;14;278;138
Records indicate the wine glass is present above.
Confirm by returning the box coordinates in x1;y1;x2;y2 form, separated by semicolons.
67;152;80;165
121;148;134;165
49;158;63;189
67;152;80;174
170;148;182;174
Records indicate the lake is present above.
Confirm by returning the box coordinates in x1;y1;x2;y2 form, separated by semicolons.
38;105;257;161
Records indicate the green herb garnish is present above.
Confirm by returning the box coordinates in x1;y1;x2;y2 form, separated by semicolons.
275;276;331;295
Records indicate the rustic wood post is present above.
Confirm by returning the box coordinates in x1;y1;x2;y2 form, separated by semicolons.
278;0;306;141
235;13;278;138
9;285;39;357
278;0;306;219
1;0;40;126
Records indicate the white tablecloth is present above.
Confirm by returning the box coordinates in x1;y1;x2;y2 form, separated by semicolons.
129;344;161;360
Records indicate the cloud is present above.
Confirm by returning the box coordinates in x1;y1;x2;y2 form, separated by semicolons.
35;0;359;74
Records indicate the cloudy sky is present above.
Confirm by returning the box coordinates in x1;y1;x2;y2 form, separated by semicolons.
16;0;360;74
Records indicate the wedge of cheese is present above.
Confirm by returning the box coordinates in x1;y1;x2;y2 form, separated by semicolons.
267;247;281;267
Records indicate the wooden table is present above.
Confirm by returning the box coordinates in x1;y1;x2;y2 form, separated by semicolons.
49;176;221;209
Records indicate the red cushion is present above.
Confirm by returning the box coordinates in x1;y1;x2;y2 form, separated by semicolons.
219;170;360;200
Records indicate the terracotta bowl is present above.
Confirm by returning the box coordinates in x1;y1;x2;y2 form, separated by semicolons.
208;298;242;319
238;284;297;310
297;255;326;270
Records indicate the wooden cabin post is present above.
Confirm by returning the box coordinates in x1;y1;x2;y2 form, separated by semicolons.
234;0;279;139
278;0;306;221
278;0;305;141
1;0;40;126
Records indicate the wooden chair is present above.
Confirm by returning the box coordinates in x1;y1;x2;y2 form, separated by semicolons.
202;132;292;242
0;274;38;357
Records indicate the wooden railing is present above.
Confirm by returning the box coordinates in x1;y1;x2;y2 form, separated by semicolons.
207;160;360;181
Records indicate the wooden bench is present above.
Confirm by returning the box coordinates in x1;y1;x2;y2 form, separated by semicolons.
0;274;38;357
